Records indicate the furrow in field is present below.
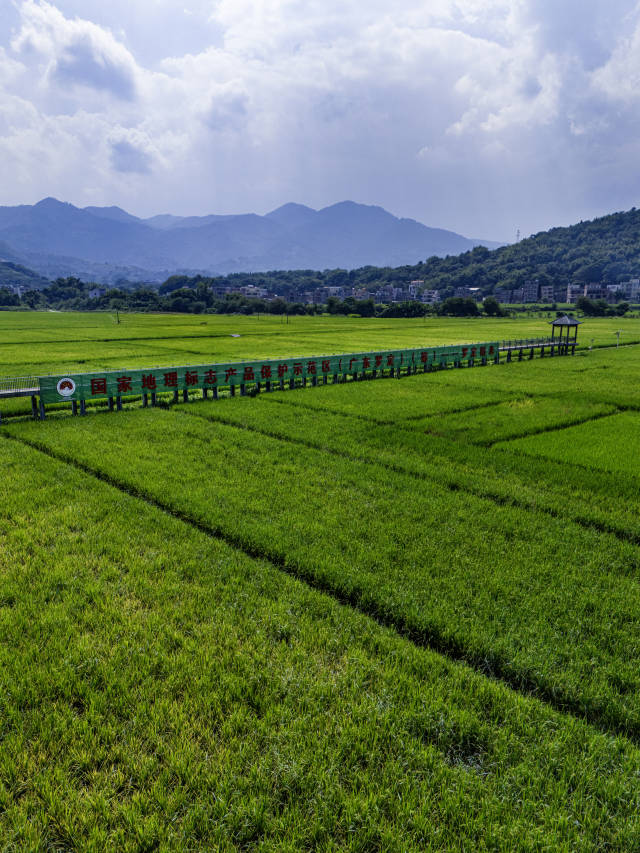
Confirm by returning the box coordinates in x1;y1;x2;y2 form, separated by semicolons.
9;411;640;743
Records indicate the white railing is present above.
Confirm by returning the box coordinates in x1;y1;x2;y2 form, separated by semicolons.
0;375;40;395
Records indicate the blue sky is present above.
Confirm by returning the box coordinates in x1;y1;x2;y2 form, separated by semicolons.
2;0;640;241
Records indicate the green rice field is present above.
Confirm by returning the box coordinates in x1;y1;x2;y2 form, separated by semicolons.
1;311;640;850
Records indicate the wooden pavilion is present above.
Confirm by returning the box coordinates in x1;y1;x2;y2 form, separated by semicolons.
549;315;581;354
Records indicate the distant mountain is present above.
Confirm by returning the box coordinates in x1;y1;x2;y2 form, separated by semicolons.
265;202;319;229
0;198;500;283
0;239;29;266
83;205;142;226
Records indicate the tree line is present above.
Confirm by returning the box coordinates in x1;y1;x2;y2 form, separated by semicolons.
0;278;514;318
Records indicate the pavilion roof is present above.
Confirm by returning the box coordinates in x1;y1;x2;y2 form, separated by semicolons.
549;314;582;326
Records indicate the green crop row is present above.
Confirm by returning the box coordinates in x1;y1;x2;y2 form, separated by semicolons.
11;408;640;740
5;438;640;850
175;369;640;542
500;410;640;476
425;346;640;411
389;395;613;444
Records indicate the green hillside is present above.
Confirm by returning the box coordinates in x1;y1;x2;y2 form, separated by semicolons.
0;260;49;291
407;207;640;295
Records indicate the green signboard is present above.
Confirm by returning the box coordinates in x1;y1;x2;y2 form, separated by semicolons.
38;343;499;404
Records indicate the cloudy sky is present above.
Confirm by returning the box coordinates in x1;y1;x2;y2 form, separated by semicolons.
2;0;640;241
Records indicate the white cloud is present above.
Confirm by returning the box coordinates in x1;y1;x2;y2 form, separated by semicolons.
109;130;156;174
11;1;139;100
2;0;640;239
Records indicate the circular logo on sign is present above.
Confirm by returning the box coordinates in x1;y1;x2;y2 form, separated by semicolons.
56;377;76;397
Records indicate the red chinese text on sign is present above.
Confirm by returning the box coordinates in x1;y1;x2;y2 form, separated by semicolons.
91;378;107;396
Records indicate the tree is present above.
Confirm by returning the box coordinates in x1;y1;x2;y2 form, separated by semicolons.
0;288;19;306
576;296;608;316
438;297;479;317
482;296;505;316
378;301;427;318
159;275;192;295
573;263;603;283
354;298;375;317
268;299;287;315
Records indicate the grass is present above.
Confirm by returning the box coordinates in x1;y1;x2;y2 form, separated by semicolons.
163;346;640;541
3;311;640;848
3;437;640;850
409;395;615;444
10;401;640;739
0;312;638;377
167;384;640;543
500;410;640;476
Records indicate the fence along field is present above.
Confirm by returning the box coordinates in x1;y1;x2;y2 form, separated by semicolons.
2;312;640;848
35;341;500;413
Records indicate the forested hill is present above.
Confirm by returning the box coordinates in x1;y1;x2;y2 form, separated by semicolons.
202;206;640;298
401;207;640;295
0;259;49;291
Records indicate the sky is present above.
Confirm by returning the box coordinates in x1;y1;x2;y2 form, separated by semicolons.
2;0;640;242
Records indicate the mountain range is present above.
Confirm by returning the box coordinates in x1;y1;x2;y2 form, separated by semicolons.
0;198;500;285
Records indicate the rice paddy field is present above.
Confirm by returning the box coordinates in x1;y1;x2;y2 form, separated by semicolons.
1;311;640;850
